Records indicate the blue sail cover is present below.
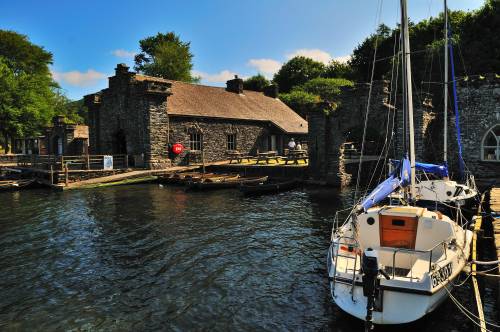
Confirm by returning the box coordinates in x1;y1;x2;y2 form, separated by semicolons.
391;160;449;178
360;175;401;211
360;157;412;211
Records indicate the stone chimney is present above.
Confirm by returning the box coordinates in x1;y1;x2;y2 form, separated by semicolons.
263;84;279;98
115;63;130;76
226;75;243;94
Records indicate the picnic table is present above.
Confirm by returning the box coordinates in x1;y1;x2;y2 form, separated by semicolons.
227;151;253;164
255;151;280;164
284;149;308;165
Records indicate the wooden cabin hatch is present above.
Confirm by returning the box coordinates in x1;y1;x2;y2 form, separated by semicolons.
379;215;418;249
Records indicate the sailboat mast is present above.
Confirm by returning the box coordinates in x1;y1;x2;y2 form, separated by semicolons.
401;0;416;199
443;0;448;163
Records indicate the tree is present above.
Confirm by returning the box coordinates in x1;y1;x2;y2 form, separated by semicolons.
52;91;87;124
273;56;325;93
279;90;320;117
134;32;198;82
300;77;354;101
0;30;56;153
243;74;269;92
323;60;355;80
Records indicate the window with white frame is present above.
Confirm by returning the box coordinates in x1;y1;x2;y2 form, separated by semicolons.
482;124;500;161
189;132;203;151
227;134;236;151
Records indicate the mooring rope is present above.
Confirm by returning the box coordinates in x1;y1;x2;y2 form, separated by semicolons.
444;284;500;330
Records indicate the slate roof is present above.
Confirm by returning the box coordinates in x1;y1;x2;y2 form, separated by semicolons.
135;74;308;134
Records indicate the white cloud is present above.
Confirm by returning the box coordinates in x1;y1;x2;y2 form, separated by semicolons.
247;58;282;76
52;69;107;87
286;48;333;64
192;70;239;83
111;49;136;58
333;55;351;64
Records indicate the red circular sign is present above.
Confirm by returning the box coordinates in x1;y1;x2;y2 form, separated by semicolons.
172;143;184;155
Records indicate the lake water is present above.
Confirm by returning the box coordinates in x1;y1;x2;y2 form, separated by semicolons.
0;184;496;331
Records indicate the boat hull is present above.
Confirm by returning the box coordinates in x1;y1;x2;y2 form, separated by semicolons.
331;280;451;324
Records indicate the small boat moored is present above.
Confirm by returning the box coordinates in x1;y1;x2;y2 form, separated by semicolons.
187;176;268;191
239;178;299;196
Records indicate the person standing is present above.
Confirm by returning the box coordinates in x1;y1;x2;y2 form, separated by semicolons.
288;138;296;150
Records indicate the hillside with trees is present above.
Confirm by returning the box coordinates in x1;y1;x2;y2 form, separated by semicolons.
273;0;499;117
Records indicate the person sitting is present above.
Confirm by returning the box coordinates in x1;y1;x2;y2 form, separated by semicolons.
296;141;302;151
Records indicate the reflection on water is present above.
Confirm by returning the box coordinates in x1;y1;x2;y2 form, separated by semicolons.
0;185;495;331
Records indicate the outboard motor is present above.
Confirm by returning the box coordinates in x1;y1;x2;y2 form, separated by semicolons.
362;248;390;331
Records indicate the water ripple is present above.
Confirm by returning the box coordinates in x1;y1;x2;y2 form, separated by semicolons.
0;185;493;331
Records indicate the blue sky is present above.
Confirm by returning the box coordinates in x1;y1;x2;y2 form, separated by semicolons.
0;0;484;100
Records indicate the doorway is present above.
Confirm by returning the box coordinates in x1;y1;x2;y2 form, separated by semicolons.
113;130;127;154
270;135;277;152
53;136;63;155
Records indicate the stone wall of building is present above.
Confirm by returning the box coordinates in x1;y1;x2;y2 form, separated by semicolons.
168;117;271;165
85;64;172;169
451;74;500;179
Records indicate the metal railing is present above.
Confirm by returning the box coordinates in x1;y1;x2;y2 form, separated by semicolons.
17;154;128;170
390;239;449;281
330;235;360;300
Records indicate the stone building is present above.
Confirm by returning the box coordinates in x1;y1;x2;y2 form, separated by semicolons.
14;115;89;155
44;115;89;155
84;64;307;168
451;74;500;179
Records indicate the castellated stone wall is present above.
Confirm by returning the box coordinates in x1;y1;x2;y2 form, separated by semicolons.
308;75;500;185
308;81;394;186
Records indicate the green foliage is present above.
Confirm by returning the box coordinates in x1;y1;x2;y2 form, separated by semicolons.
0;30;53;76
0;30;58;152
279;90;320;115
52;92;87;124
323;60;355;80
243;74;270;92
134;32;197;82
273;56;325;93
349;2;500;82
299;77;354;101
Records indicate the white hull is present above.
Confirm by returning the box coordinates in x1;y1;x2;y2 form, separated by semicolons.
327;206;472;325
330;278;451;324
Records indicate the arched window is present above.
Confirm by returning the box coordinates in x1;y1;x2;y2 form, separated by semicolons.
482;124;500;161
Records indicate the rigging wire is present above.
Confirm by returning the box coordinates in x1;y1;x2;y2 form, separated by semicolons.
363;28;401;197
354;0;384;202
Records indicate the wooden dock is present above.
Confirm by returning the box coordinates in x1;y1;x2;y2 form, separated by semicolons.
490;187;500;272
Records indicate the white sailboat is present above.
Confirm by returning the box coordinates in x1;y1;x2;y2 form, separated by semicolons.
399;0;478;207
327;0;473;328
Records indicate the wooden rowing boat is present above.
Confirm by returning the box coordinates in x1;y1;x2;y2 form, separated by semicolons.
240;178;299;196
187;176;268;190
0;179;35;190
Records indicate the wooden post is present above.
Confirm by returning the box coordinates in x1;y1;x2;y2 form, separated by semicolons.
202;150;206;174
50;165;54;185
124;154;129;169
86;154;90;170
60;156;64;171
65;163;69;186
